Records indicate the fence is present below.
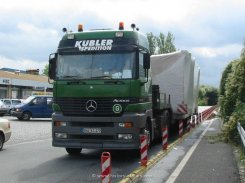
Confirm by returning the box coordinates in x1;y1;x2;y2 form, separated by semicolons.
237;122;245;148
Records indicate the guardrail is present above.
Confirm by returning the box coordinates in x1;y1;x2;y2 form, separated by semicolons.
201;106;217;120
237;122;245;148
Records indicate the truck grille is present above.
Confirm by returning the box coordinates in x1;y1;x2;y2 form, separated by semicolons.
54;97;138;117
70;122;114;127
69;135;114;140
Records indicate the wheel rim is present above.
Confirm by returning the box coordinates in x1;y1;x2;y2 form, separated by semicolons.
144;128;151;146
23;113;30;120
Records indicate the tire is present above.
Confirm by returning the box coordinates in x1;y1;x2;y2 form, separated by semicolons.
17;117;23;120
8;109;12;115
66;148;82;155
144;121;152;147
22;112;31;121
162;111;170;134
0;133;4;151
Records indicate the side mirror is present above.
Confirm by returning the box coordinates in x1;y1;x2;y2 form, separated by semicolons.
143;53;150;69
48;53;57;80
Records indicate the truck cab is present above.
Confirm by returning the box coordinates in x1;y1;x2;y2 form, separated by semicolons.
49;23;152;154
11;95;53;120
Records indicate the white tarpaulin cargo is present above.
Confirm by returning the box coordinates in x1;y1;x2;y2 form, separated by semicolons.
193;62;200;114
151;50;198;117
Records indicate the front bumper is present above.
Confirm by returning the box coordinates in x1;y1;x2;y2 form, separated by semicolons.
52;112;149;150
4;131;11;142
0;109;8;115
11;111;23;118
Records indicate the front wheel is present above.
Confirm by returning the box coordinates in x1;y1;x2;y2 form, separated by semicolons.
66;148;82;155
22;112;31;121
0;134;4;151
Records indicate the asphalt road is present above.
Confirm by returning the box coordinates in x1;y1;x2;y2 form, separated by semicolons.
2;107;236;183
174;118;240;183
139;118;240;183
0;116;166;183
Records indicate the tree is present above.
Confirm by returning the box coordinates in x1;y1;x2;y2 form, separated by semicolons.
147;32;176;55
157;33;165;54
219;41;245;123
219;61;234;96
43;64;49;76
146;32;158;55
198;85;219;106
164;32;176;53
220;42;245;144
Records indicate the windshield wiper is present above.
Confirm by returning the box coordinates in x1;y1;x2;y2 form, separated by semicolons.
61;75;80;79
91;75;112;79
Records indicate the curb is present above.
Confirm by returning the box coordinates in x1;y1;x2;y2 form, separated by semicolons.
119;129;193;183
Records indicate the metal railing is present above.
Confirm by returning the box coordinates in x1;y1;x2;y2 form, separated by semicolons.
237;122;245;148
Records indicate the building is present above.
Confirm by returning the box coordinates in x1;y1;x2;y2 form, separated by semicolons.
0;68;53;99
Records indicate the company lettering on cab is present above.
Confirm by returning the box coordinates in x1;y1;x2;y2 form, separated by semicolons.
75;39;113;51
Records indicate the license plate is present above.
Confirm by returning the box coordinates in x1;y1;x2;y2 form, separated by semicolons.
82;128;101;134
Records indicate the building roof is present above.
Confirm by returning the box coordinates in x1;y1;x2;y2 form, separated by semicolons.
0;70;49;82
0;68;26;73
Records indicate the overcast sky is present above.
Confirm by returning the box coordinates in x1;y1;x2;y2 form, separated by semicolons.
0;0;244;87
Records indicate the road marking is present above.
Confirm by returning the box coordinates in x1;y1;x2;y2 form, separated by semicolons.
5;138;52;147
165;119;214;183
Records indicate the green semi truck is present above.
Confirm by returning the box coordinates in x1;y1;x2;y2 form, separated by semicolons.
48;23;199;155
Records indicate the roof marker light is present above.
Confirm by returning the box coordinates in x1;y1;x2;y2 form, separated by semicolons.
119;22;124;30
67;33;74;39
62;27;67;33
131;23;136;31
115;32;124;37
78;24;83;32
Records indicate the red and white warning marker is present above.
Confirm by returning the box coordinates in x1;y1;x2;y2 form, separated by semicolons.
179;120;183;138
140;135;148;167
162;127;168;150
101;152;111;183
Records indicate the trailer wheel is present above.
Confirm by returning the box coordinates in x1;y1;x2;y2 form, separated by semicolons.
165;111;171;131
66;148;82;155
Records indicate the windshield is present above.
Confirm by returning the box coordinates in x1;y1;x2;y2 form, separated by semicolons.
22;96;35;104
56;52;136;79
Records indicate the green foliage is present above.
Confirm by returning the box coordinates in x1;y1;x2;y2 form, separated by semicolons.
219;57;245;122
198;85;219;106
219;41;245;144
147;32;176;55
219;61;233;96
43;64;49;76
222;103;245;144
164;32;176;53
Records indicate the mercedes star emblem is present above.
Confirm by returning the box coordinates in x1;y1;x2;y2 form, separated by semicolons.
85;100;97;112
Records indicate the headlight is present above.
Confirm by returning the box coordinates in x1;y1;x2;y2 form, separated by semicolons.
55;133;67;139
16;108;22;112
54;121;67;127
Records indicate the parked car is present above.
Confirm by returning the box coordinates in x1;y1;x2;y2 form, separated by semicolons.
0;99;22;116
11;95;53;120
0;118;11;150
0;100;6;116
